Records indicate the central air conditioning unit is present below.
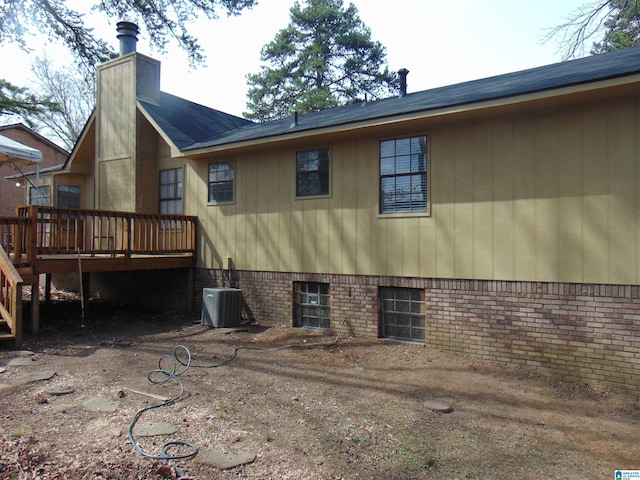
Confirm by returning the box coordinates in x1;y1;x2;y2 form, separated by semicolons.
201;287;242;328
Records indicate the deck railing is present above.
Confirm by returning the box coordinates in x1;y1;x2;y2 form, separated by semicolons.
10;206;197;261
0;244;23;346
0;216;30;266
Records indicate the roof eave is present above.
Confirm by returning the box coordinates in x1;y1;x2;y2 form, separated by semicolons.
183;72;640;156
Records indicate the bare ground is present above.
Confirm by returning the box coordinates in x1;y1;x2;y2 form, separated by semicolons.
1;293;639;479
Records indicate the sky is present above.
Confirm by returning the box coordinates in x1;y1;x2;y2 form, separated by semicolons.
0;0;589;119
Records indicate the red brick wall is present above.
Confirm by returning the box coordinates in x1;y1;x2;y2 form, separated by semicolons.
0;125;68;216
195;268;640;399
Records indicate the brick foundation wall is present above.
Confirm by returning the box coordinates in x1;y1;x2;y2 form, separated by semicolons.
195;268;640;399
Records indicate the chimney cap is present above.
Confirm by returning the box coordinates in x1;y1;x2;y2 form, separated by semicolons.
116;21;139;56
398;68;409;97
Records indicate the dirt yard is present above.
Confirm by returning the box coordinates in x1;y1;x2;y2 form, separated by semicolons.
1;294;639;479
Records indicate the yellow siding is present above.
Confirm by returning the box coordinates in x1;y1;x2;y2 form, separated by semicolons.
97;58;135;160
582;104;610;283
99;158;135;211
491;117;515;279
557;109;584;282
194;91;640;286
96;56;136;211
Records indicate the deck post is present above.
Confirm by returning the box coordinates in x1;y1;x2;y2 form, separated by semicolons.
186;268;194;313
14;283;23;348
81;272;91;317
29;206;38;265
125;216;131;260
31;275;40;335
45;273;52;303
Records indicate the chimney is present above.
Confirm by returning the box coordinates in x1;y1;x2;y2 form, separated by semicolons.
398;68;409;97
116;21;139;56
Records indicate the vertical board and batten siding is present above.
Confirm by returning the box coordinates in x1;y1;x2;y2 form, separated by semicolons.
96;56;136;211
97;57;135;159
194;92;640;287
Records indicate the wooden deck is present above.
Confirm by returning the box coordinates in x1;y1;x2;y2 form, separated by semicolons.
0;206;198;347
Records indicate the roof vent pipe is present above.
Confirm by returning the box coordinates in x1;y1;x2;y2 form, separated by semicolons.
398;68;409;97
116;21;139;56
290;111;298;128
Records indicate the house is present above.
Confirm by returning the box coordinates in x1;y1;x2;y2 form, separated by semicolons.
0;124;68;216
36;24;640;399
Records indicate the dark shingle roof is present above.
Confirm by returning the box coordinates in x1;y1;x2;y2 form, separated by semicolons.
139;92;253;150
182;46;640;152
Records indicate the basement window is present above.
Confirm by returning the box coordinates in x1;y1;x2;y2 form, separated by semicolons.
379;287;425;342
294;282;330;330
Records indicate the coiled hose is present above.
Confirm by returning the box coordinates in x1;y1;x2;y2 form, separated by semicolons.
127;320;347;472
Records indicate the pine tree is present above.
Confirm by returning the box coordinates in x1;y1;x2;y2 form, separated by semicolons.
244;0;398;122
591;0;640;54
547;0;640;59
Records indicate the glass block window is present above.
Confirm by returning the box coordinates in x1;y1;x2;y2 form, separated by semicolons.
379;287;425;342
29;185;50;206
296;148;329;197
159;168;183;214
57;185;81;208
294;282;330;330
380;135;428;213
208;162;234;203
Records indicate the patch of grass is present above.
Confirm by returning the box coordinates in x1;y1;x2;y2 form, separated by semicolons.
217;400;229;420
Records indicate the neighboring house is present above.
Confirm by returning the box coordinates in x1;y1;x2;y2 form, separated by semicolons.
47;27;640;398
0;124;68;216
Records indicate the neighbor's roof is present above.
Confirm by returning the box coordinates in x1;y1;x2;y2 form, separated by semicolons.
138;92;253;151
0;123;69;156
181;46;640;152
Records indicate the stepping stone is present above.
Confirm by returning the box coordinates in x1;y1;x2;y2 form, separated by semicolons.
83;396;121;412
46;386;74;396
424;400;453;413
0;367;6;374
5;350;34;357
194;450;256;470
131;420;178;437
4;357;37;367
13;370;56;386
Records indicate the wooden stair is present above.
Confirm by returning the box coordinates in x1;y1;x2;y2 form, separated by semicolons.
0;244;23;348
0;323;15;340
